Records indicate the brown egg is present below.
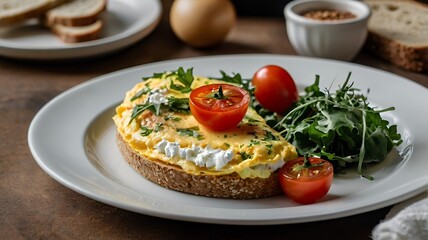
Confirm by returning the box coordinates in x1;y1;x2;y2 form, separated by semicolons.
170;0;236;48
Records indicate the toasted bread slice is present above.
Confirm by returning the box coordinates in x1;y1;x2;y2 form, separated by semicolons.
364;0;428;72
44;0;107;27
50;19;103;43
116;133;283;199
0;0;68;26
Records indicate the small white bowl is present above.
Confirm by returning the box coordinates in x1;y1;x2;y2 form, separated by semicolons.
284;0;371;61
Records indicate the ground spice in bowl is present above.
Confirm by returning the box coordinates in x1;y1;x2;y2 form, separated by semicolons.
302;9;356;20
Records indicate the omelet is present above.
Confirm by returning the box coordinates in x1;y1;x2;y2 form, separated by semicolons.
113;69;297;180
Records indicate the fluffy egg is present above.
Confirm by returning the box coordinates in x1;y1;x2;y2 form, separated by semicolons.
169;0;236;48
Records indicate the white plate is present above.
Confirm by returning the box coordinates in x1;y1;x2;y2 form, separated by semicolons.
0;0;161;60
28;54;428;225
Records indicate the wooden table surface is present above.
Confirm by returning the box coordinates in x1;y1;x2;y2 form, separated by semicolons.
1;1;427;239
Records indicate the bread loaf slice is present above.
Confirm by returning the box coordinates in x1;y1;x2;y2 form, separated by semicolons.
116;133;283;199
50;19;103;43
364;0;428;72
0;0;68;26
44;0;107;27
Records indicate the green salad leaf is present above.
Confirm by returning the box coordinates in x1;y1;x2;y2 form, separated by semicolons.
274;73;403;179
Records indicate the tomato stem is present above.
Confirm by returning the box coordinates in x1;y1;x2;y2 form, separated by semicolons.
292;155;324;173
214;86;226;99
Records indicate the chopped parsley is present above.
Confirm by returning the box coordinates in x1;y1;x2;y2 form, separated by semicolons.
154;123;164;132
140;126;153;136
177;126;203;140
262;131;278;141
140;123;164;137
266;144;273;155
239;152;253;161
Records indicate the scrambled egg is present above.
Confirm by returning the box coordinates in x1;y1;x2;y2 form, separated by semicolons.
113;72;297;179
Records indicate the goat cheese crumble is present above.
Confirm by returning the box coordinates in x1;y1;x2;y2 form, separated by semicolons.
155;139;234;170
147;88;168;114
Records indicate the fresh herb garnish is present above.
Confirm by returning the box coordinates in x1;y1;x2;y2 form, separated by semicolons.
239;152;253;161
130;86;151;101
245;117;260;123
177;126;203;140
166;96;190;113
218;70;243;84
262;131;278;141
168;67;194;93
249;139;260;146
129;104;156;124
142;72;164;81
164;113;181;122
154;123;164;132
129;96;189;124
214;70;254;97
140;126;153;136
266;144;273;155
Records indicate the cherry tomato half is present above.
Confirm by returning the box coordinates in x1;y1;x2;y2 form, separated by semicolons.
252;65;298;114
189;84;250;131
279;157;333;204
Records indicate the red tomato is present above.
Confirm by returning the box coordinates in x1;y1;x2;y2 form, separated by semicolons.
252;65;298;114
189;84;250;131
279;157;333;204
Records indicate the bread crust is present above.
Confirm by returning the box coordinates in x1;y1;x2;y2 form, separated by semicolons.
116;133;283;199
45;0;107;27
366;31;428;72
364;0;428;72
0;0;68;26
50;19;103;43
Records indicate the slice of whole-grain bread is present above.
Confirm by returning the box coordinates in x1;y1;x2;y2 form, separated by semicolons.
44;0;107;27
0;0;68;26
364;0;428;72
49;18;103;43
116;132;283;199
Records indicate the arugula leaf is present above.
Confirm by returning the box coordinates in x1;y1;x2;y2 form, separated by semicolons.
129;103;156;124
169;67;194;93
142;72;164;81
166;96;190;113
218;70;243;84
130;86;151;101
154;123;164;132
129;97;189;124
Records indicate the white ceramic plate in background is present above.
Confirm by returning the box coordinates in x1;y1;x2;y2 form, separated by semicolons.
28;54;428;225
0;0;162;60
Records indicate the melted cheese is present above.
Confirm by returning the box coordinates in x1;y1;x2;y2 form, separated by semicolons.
113;74;297;178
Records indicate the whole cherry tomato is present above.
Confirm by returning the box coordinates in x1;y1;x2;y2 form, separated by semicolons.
279;156;333;204
189;84;250;131
252;65;298;114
